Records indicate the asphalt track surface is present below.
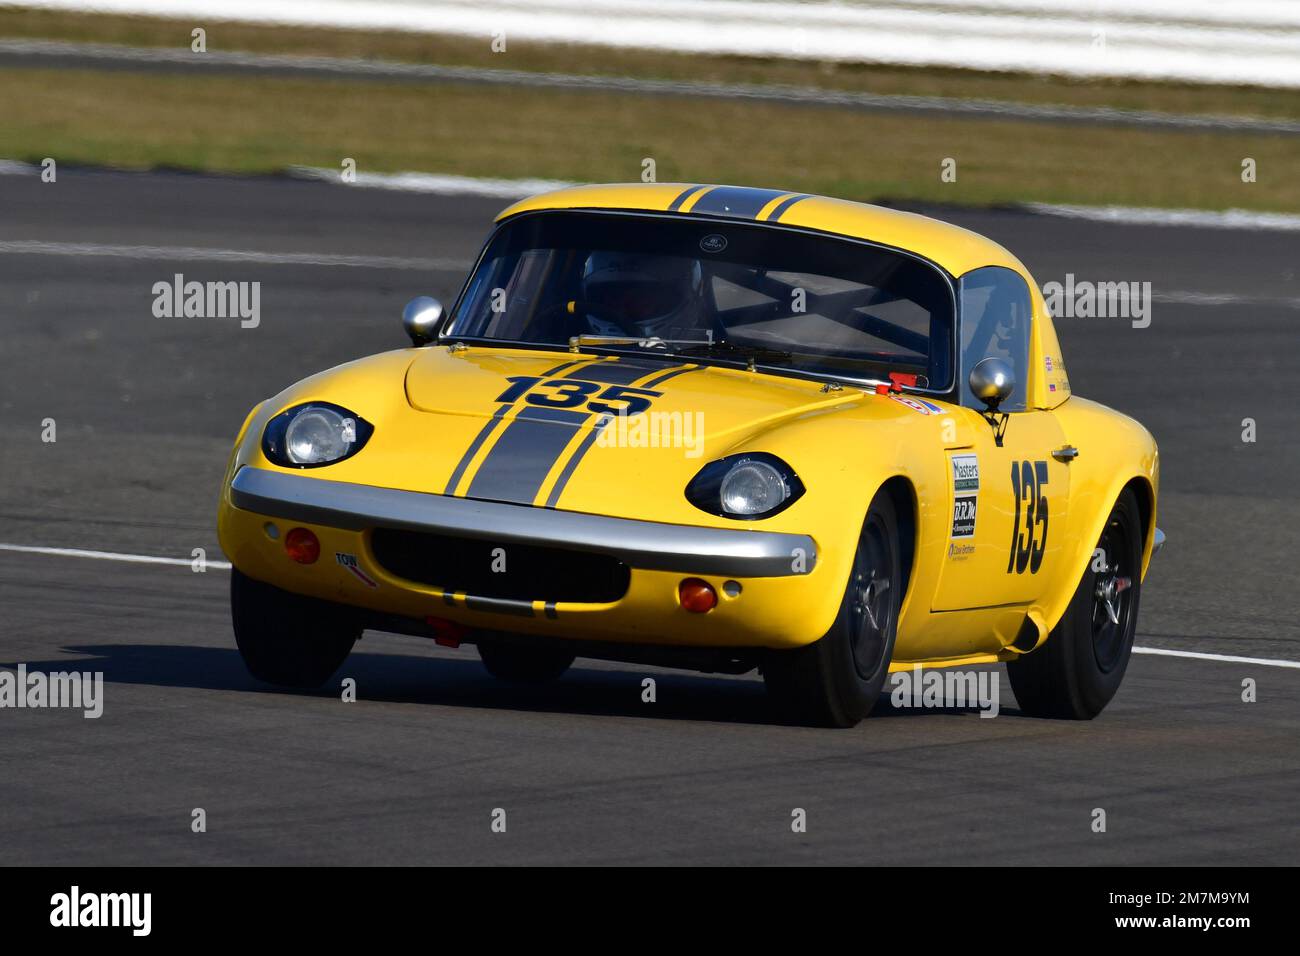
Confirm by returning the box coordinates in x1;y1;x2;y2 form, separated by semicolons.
1;168;1297;865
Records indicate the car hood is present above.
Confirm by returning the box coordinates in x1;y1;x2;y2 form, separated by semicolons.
402;344;861;509
407;345;854;433
237;344;957;533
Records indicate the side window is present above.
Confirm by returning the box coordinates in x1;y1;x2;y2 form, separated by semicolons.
958;266;1032;412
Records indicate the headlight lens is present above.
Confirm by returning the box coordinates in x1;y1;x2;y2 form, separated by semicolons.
720;460;788;515
685;453;804;520
262;402;373;468
286;407;354;464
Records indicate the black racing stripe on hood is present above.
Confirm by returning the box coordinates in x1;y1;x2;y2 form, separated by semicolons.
464;406;587;505
543;414;613;508
638;365;701;389
443;403;511;495
563;358;671;384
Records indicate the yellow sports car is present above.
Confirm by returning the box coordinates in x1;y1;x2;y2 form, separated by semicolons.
217;183;1163;727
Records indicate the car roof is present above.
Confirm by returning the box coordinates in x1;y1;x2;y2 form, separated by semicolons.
497;183;1030;279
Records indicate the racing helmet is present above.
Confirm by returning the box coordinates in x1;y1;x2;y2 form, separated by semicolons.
580;251;705;336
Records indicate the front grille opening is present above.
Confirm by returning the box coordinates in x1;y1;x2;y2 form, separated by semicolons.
369;528;631;604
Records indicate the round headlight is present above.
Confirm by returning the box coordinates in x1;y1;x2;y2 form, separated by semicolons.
285;406;356;464
262;401;372;468
720;460;789;516
684;452;804;520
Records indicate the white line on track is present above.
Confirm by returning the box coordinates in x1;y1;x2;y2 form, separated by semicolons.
0;239;464;272
287;166;576;197
3;541;1298;669
1024;203;1300;232
1151;290;1300;310
1131;647;1300;669
0;542;232;570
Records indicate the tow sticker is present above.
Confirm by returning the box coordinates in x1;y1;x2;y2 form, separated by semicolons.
335;552;377;588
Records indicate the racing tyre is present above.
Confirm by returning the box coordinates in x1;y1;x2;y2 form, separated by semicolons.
478;641;575;683
231;569;360;688
763;490;902;728
1007;488;1143;719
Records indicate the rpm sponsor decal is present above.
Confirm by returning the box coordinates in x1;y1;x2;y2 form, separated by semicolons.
889;394;943;415
951;495;977;539
335;552;377;588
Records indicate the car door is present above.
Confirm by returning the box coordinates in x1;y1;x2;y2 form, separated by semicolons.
931;266;1071;611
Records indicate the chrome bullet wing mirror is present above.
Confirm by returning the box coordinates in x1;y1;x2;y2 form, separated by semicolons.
968;357;1015;412
402;296;443;346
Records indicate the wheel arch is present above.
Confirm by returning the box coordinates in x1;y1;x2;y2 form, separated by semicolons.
1124;474;1158;580
1041;471;1156;635
878;475;918;617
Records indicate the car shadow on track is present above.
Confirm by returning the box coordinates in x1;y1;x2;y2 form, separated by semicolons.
13;643;791;726
12;644;1026;725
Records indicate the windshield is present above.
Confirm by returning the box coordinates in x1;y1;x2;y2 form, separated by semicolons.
446;211;955;388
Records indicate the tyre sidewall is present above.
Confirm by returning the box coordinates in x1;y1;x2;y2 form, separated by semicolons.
834;493;901;710
1054;490;1144;717
231;569;358;688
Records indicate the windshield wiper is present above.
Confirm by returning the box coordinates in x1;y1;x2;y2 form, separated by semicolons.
568;334;796;374
672;340;795;369
568;332;715;353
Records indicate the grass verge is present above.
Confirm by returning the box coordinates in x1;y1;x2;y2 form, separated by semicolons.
2;66;1296;211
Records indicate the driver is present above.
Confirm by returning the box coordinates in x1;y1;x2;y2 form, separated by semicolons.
579;251;706;338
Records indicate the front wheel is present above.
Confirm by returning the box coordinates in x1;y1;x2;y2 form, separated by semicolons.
231;569;360;688
1007;488;1143;719
477;640;575;683
763;490;903;727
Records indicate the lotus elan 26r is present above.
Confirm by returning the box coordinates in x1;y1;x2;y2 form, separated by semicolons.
217;183;1163;727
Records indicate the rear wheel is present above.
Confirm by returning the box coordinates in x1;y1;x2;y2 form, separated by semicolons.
1007;489;1143;719
231;569;360;688
763;490;902;727
477;640;575;683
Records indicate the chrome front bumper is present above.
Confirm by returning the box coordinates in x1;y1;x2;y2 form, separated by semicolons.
229;467;817;578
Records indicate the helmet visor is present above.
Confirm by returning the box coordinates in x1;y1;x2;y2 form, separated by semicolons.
585;277;687;325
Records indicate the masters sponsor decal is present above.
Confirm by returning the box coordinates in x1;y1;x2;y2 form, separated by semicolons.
950;453;979;493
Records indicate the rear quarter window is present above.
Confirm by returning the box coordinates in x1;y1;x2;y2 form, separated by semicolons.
958;266;1033;412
